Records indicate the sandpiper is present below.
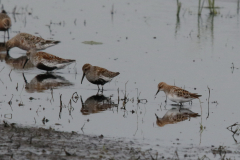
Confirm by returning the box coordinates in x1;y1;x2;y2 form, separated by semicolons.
23;49;75;72
81;63;120;91
6;33;60;51
155;107;200;127
0;10;11;38
155;82;201;105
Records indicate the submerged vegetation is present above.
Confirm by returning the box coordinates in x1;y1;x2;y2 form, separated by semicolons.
198;0;205;15
208;0;217;15
176;0;182;17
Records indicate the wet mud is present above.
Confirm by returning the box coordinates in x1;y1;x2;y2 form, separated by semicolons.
0;121;239;160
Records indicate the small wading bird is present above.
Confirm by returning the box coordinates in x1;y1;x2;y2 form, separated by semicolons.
0;10;11;39
23;49;75;72
155;82;201;105
6;33;60;51
81;63;120;92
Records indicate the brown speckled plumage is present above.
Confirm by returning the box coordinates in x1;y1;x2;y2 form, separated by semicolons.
6;33;60;51
24;49;75;71
0;10;11;31
81;63;120;91
155;82;201;104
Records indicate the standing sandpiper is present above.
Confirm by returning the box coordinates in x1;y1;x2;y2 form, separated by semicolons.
23;49;75;72
6;33;60;51
155;82;201;105
81;63;120;92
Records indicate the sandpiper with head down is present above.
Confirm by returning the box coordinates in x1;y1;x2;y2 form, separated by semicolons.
0;10;11;38
155;82;201;105
23;49;75;72
81;63;120;92
6;33;60;51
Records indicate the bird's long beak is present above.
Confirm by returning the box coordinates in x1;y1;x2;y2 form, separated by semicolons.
81;73;85;84
23;59;29;69
22;73;28;84
154;89;160;99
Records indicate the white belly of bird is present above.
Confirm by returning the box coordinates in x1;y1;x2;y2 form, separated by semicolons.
167;94;193;103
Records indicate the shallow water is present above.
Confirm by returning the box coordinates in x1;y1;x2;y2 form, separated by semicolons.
1;0;240;156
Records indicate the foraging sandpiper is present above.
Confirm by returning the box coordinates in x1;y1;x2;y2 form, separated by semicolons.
6;33;60;51
23;49;75;72
155;82;201;105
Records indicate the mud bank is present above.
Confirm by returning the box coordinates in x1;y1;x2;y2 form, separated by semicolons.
0;121;239;160
0;121;159;160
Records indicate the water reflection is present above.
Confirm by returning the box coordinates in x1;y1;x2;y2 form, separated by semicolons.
175;15;180;36
0;42;7;52
197;14;215;43
238;0;240;14
227;122;240;144
5;53;34;70
23;73;73;93
155;107;200;127
80;94;117;115
0;43;6;62
0;44;34;69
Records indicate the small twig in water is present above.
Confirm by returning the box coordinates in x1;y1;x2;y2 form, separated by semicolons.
71;92;79;103
0;66;4;73
206;86;210;119
81;123;85;134
9;69;12;81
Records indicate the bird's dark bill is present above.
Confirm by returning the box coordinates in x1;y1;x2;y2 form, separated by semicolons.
23;59;29;69
81;73;85;84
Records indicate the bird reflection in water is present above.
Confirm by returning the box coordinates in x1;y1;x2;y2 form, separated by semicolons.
0;42;7;61
155;107;200;127
23;73;73;93
0;43;34;69
5;53;34;69
81;95;118;115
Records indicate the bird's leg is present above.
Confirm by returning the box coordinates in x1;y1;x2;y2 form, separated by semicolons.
179;106;181;111
7;30;9;39
179;103;182;111
97;85;100;91
101;85;103;93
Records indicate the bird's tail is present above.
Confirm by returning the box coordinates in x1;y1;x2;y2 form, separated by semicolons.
191;93;202;98
45;40;61;44
113;72;120;77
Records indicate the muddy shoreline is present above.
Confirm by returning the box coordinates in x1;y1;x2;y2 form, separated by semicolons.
0;121;238;160
0;121;159;160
